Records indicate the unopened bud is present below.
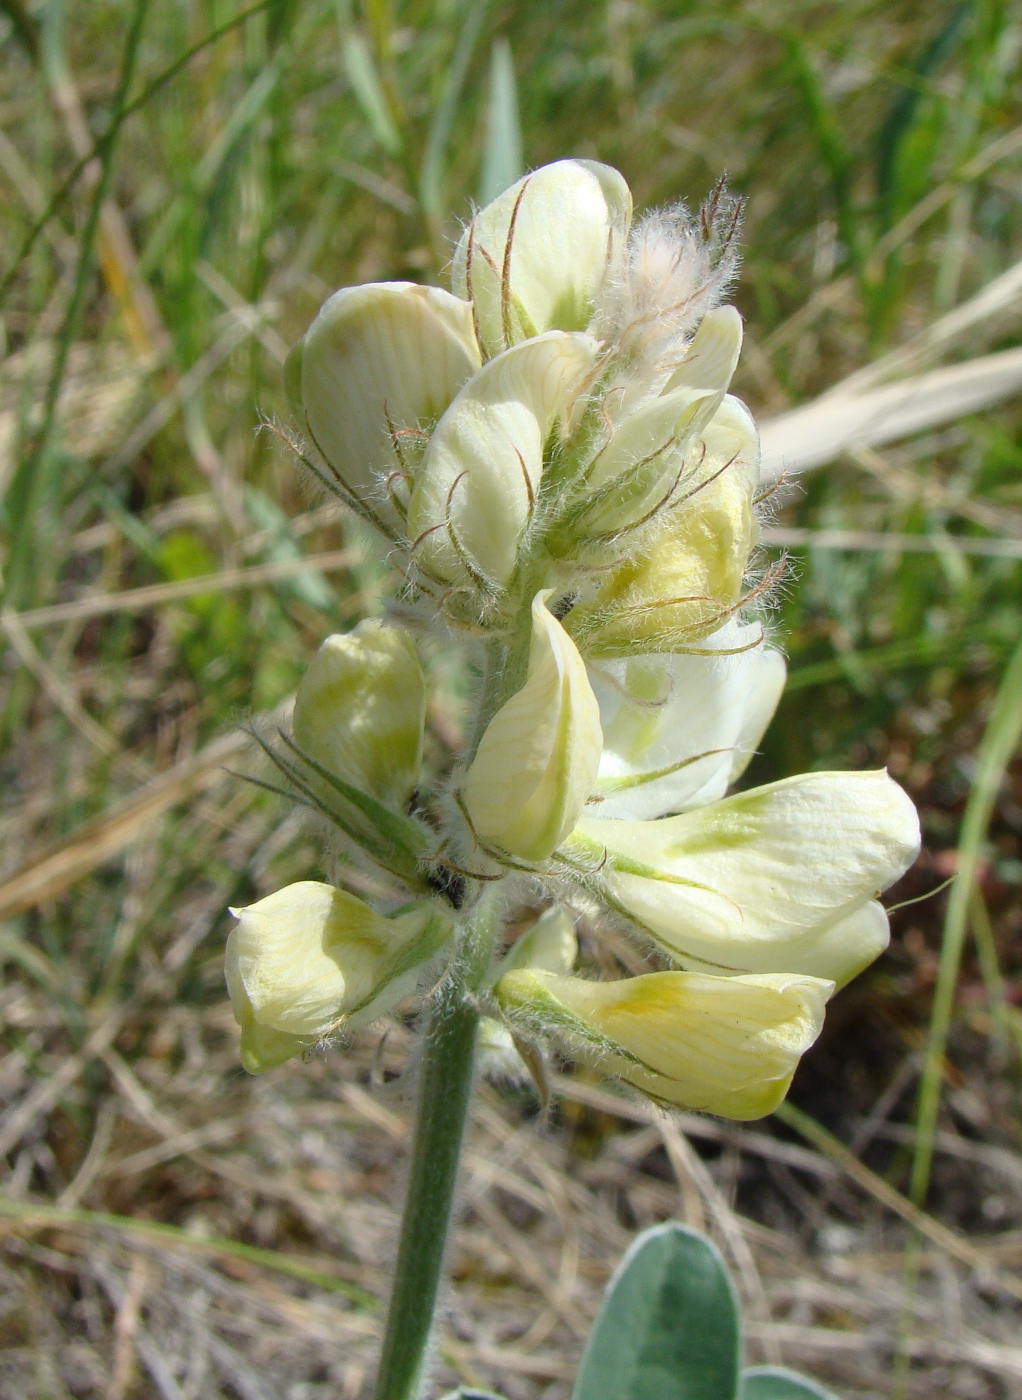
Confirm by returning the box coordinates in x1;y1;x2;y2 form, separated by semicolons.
566;396;759;655
463;592;602;862
407;332;599;589
286;282;480;533
498;905;578;977
453;160;632;357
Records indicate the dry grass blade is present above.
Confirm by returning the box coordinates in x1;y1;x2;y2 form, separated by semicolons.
774;1102;1022;1304
761;526;1022;558
0;1010;125;1160
0;606;123;758
11;547;362;630
760;346;1022;478
0;1198;375;1303
0;724;259;919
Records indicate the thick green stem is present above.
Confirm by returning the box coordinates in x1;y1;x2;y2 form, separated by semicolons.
373;886;502;1400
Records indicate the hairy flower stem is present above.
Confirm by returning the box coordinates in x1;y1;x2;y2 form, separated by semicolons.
373;884;504;1400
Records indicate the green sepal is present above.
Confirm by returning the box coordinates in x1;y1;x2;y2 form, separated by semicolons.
249;729;431;891
495;970;651;1073
572;1222;740;1400
740;1367;839;1400
360;911;452;1019
279;729;431;861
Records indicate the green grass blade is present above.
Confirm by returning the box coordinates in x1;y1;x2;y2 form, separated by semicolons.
0;1196;376;1306
419;0;495;222
894;635;1022;1384
478;37;523;204
336;0;403;158
909;634;1022;1208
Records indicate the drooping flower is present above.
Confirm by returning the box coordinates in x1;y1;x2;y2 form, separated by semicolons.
462;591;603;862
226;882;448;1073
568;770;920;986
495;967;831;1119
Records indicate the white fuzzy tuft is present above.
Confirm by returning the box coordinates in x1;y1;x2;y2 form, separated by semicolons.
596;184;743;407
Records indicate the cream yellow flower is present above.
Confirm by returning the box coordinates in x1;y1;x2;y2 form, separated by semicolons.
463;592;602;862
570;770;920;986
226;882;447;1073
495;967;831;1120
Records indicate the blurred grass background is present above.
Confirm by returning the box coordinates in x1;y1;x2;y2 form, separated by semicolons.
1;0;1022;1395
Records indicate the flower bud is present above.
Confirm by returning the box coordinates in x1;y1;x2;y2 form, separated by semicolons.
226;882;448;1073
571;769;920;986
407;332;600;589
498;905;578;977
577;307;745;537
293;620;425;809
664;305;743;394
453;159;632;357
590;620;786;821
566;396;759;656
463;592;603;862
286;282;480;532
495;967;831;1119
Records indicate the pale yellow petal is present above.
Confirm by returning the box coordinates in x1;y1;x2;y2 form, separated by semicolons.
291;282;480;531
663;305;743;394
453;159;632;356
496;968;832;1120
591;621;785;820
499;905;578;976
464;592;602;862
408;332;600;587
575;769;919;984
